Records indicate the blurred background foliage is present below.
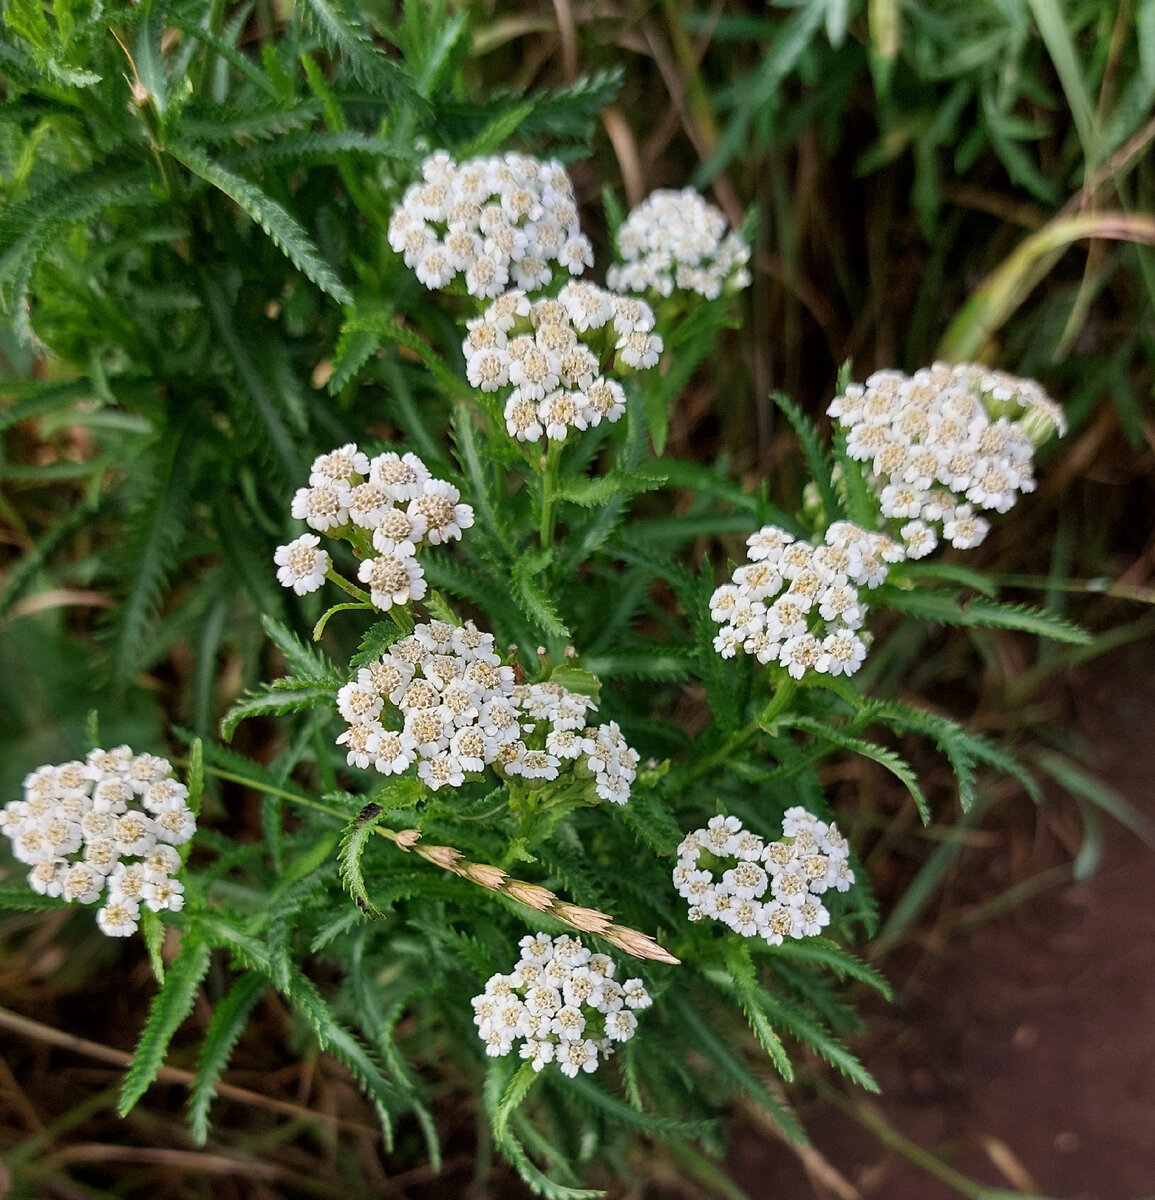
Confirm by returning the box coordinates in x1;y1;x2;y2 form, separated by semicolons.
1;0;1153;1195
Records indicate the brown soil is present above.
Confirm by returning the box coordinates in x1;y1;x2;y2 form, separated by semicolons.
729;646;1155;1200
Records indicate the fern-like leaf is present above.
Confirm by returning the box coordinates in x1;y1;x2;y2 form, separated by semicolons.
261;614;341;683
234;130;417;171
783;715;930;822
566;1073;719;1139
512;548;570;640
110;425;194;681
667;991;807;1143
298;0;420;109
720;942;794;1080
338;803;387;917
766;937;892;997
772;392;840;523
172;142;352;304
0;164;155;343
348;619;407;669
0;887;69;911
118;933;213;1116
876;586;1092;645
756;988;879;1092
220;680;336;741
344;310;473;399
188;971;267;1143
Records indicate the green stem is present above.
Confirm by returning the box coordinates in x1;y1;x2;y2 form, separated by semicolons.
679;676;800;787
197;765;348;821
191;0;228;96
811;1078;992;1200
324;566;372;604
538;440;563;550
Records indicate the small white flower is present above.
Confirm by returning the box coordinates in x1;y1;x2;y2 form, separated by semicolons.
142;876;185;913
153;805;196;846
96;897;140;937
336;721;381;770
370;452;432;502
309;443;369;485
290;482;350;533
274;533;331;594
358;546;427;610
557;1039;600;1077
407;480;474;545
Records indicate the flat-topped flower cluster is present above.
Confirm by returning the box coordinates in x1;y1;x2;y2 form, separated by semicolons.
388;152;594;298
337;620;639;802
674;809;854;944
828;362;1067;557
462;284;662;443
1;747;194;937
275;444;473;611
710;521;903;678
471;933;652;1075
606;188;751;300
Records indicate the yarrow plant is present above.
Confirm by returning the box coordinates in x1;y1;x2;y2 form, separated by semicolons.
674;811;854;943
335;618;639;801
277;444;474;611
606;188;752;299
471;933;651;1075
387;151;594;298
1;748;194;937
462;284;662;443
710;521;902;676
2;49;1088;1193
828;362;1068;557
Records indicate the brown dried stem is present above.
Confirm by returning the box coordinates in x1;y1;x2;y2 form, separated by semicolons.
377;825;680;965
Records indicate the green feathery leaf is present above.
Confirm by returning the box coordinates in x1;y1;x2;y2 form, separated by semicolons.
0;887;69;911
111;424;195;681
171;142;352;304
220;681;337;741
118;933;213;1116
188;971;267;1144
338;802;388;918
875;587;1092;644
766;938;892;997
756;988;879;1092
772;392;840;524
349;619;408;669
512;549;570;640
783;716;930;822
297;0;423;110
719;943;794;1080
555;469;667;508
262;614;342;684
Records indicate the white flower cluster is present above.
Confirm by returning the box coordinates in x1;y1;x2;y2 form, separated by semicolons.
461;284;662;443
710;521;903;678
606;188;751;300
828;362;1066;558
275;444;474;610
337;620;639;802
388;151;594;298
1;747;194;938
673;810;853;944
471;933;651;1075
